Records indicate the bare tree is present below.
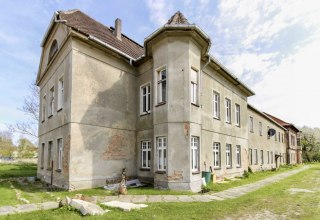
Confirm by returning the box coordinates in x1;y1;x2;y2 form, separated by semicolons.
7;82;39;138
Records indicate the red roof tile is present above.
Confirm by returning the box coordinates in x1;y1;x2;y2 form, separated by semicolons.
58;9;144;59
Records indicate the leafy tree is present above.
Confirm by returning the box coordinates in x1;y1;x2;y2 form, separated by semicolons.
300;126;320;162
0;130;15;157
17;138;37;158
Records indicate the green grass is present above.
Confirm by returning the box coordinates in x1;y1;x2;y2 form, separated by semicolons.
1;164;318;220
0;163;37;178
206;164;301;193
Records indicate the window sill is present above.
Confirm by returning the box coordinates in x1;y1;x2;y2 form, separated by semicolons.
213;117;220;121
48;115;53;119
140;112;151;117
140;168;151;171
214;167;221;170
226;121;231;124
192;171;200;175
41;120;45;123
226;166;232;169
235;124;240;127
155;102;166;107
55;169;62;173
191;103;200;107
236;166;241;168
57;108;63;113
46;168;52;171
155;171;166;174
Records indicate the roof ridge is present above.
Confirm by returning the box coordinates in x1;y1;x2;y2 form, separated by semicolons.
166;11;190;25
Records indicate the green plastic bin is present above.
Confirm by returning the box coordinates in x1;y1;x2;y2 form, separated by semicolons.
202;171;211;184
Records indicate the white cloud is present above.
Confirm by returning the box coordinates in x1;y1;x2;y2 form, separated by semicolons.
146;0;173;26
249;36;320;127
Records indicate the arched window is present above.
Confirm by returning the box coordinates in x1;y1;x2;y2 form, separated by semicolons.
48;39;58;64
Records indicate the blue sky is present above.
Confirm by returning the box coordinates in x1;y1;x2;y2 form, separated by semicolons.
0;0;320;141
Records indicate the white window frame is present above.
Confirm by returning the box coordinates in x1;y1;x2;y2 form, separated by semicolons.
47;141;53;169
140;83;151;115
190;68;198;105
249;116;254;132
157;137;167;171
267;126;270;139
141;140;151;169
57;138;63;171
236;145;241;167
49;86;54;117
157;68;166;104
213;142;221;169
225;98;231;123
260;150;264;164
275;130;277;141
235;104;240;126
249;148;253;165
213;91;220;119
191;136;199;172
259;122;262;136
226;144;232;168
57;76;64;111
42;94;46;122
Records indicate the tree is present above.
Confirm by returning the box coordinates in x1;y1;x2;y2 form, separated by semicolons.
0;130;15;157
300;126;320;162
7;82;39;139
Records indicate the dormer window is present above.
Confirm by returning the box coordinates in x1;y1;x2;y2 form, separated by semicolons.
48;39;58;64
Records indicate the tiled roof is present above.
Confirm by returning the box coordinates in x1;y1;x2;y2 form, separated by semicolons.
264;112;300;132
58;9;144;59
166;11;190;25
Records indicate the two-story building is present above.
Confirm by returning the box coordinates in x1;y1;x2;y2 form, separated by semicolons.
36;9;300;192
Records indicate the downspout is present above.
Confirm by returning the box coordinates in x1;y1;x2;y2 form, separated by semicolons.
200;57;211;107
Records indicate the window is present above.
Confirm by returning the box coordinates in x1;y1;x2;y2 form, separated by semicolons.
157;137;167;171
57;76;64;110
48;39;58;63
267;151;270;164
213;143;221;168
225;99;231;123
235;104;240;126
254;149;258;164
291;135;296;146
41;143;45;168
157;69;166;104
249;116;254;132
236;145;241;167
260;150;264;164
267;126;270;139
249;148;253;165
278;132;281;142
140;83;151;114
226;144;232;168
49;86;54;117
282;133;284;143
47;141;53;169
191;137;199;172
42;94;46;122
259;122;262;136
271;151;274;164
213;92;220;119
141;141;151;169
57;138;63;171
190;69;198;104
275;130;277;141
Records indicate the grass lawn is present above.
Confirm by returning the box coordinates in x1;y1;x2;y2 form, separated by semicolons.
0;163;37;178
0;163;319;219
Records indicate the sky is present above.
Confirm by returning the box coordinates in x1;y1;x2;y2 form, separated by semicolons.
0;0;320;142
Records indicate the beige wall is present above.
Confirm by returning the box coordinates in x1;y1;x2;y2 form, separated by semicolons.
248;107;287;171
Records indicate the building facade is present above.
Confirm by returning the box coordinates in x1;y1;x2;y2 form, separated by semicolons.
36;10;301;192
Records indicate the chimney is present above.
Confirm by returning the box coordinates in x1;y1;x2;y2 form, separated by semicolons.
114;18;122;40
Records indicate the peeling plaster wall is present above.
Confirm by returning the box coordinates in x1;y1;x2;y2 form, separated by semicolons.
68;38;137;189
37;27;72;188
